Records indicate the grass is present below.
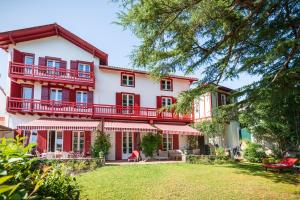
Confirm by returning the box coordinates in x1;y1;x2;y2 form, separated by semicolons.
77;162;300;200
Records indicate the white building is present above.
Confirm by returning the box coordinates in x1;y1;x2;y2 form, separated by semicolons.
194;85;241;150
0;23;201;160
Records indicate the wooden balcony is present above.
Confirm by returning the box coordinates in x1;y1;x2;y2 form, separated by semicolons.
7;97;192;122
9;62;94;87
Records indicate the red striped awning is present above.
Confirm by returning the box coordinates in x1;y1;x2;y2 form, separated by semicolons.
17;119;99;131
154;124;201;136
104;121;157;132
17;119;157;132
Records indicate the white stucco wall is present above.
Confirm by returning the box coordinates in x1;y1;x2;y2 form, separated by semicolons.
95;69;190;106
194;92;212;121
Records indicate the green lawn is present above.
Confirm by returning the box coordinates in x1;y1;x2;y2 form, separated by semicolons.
77;163;300;200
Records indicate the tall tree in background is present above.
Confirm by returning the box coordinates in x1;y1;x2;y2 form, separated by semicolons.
117;0;300;151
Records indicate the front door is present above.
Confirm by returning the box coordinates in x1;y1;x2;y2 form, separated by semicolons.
122;132;133;159
22;86;33;111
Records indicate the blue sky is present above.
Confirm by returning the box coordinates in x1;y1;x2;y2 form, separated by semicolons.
0;0;258;89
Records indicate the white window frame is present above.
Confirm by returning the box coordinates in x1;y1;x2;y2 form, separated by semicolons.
72;131;85;152
122;93;134;114
221;94;226;105
76;91;88;103
50;88;62;101
121;74;134;87
24;55;34;65
78;63;90;78
163;134;173;151
162;97;172;107
161;79;172;90
46;59;61;68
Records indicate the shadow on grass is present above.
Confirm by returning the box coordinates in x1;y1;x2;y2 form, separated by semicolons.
217;162;299;185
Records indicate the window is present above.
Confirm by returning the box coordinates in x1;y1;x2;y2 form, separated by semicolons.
76;91;88;103
121;73;134;87
24;56;34;65
55;131;63;151
162;97;172;107
24;56;34;74
47;59;61;68
161;79;172;91
78;63;90;78
122;93;134;114
47;59;60;75
29;130;37;144
73;131;84;152
50;88;62;101
221;94;226;105
163;134;173;151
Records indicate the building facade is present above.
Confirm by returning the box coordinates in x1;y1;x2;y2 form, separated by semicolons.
0;24;200;160
194;86;240;149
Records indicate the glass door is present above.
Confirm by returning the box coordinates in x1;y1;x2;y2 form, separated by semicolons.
122;132;133;159
47;130;63;152
22;86;33;111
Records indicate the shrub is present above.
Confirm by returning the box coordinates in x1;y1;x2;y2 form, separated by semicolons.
91;129;111;158
244;142;267;163
0;137;80;199
215;147;229;161
141;133;162;158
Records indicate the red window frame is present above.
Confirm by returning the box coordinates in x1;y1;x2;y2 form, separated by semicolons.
160;78;173;91
121;72;135;87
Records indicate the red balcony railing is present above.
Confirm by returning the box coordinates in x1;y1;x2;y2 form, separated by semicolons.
7;97;192;122
9;62;94;87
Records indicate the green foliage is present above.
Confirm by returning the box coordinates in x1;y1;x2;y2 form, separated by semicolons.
0;137;80;199
215;147;229;161
187;136;197;150
195;119;221;139
117;0;300;152
244;142;267;163
91;129;111;158
141;133;162;158
38;164;80;200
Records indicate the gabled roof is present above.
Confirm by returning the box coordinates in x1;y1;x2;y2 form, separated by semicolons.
0;23;108;65
99;65;198;82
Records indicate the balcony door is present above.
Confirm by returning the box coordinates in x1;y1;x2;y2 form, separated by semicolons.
122;132;133;159
122;94;134;114
22;86;33;111
46;60;61;75
47;130;63;152
24;55;34;75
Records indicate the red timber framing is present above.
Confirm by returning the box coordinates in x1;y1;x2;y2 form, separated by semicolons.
0;23;108;65
6;97;192;123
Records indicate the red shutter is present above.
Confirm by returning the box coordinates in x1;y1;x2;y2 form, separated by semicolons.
115;132;122;160
60;60;67;75
37;130;47;153
41;86;49;100
173;134;179;150
70;60;78;77
172;97;177;104
156;96;162;108
134;94;140;106
90;62;94;72
116;93;122;105
10;82;22;98
116;93;122;114
62;89;70;102
38;57;46;66
13;49;24;63
134;94;140;115
63;131;72;152
70;89;76;102
88;91;93;104
133;132;140;150
84;131;91;156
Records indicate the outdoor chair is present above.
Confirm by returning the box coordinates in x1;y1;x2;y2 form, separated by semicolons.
156;150;168;160
128;150;140;162
169;150;183;160
263;157;298;172
192;149;201;155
